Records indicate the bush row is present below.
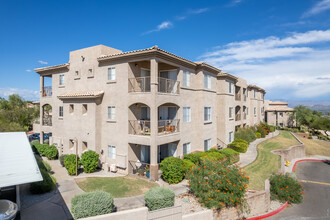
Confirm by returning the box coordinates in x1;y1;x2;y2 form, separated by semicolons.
64;150;99;175
31;142;58;160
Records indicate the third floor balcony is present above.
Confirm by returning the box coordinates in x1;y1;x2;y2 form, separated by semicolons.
128;76;180;94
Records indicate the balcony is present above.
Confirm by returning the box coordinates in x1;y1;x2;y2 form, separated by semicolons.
42;117;52;126
158;77;180;94
235;93;241;101
128;77;151;93
235;114;241;121
128;119;180;136
243;95;247;101
42;86;52;97
243;113;247;120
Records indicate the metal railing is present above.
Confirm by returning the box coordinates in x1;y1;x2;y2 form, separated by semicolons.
128;120;151;135
158;119;179;135
243;113;247;120
243;95;247;101
235;93;241;101
42;86;52;97
158;77;180;94
217;138;228;149
128;160;150;176
128;77;151;93
235;114;241;121
42;117;52;126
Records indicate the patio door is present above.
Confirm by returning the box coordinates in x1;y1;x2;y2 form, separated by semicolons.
141;145;150;163
168;143;177;157
168;70;177;93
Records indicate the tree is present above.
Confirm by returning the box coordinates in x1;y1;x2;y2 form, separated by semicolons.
0;94;39;132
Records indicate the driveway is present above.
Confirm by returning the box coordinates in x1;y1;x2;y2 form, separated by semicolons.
268;161;330;220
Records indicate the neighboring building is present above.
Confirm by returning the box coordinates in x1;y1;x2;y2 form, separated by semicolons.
35;45;266;180
264;101;295;127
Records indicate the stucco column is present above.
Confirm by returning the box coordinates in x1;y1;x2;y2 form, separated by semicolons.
150;58;159;181
40;131;44;144
40;75;44;95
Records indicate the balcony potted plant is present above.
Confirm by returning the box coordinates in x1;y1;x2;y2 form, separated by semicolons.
137;168;144;176
145;166;150;178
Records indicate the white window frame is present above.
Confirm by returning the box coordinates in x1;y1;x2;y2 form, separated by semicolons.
280;112;283;117
229;107;233;119
183;107;191;122
108;106;116;120
108;67;116;81
59;74;64;86
229;82;234;94
183;142;191;155
254;90;257;99
204;139;211;151
59;106;63;117
204;74;211;89
229;131;234;143
183;70;191;87
108;145;116;159
204;107;211;121
254;107;257;116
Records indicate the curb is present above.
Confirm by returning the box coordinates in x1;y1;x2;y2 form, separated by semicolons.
247;159;328;219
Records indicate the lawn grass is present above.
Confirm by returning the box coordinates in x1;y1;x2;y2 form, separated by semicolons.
75;176;159;198
299;137;330;157
244;131;299;190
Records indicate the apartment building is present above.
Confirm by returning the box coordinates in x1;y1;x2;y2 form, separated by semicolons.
264;101;295;127
35;45;266;180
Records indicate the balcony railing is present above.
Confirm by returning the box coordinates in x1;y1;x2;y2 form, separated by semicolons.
235;93;241;101
235;114;241;121
42;117;52;126
42;86;52;97
128;119;180;135
158;119;180;135
243;113;247;120
158;77;180;94
128;77;151;93
128;120;151;135
243;95;247;101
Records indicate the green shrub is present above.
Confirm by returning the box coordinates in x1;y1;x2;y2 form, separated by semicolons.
160;157;185;184
44;145;58;160
59;154;67;167
71;191;114;219
270;173;304;204
184;152;206;164
64;154;81;175
186;160;249;210
30;169;56;194
81;151;99;173
42;160;51;172
200;152;226;163
44;139;49;145
144;187;175;211
234;127;257;143
255;132;261;138
219;148;240;164
34;143;47;156
207;148;219;153
269;126;275;132
228;139;248;153
35;155;51;172
182;159;195;174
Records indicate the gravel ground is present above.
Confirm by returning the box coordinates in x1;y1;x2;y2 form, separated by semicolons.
175;193;207;215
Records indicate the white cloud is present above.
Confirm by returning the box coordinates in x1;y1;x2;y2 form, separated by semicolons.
26;69;31;72
200;29;330;100
303;0;330;17
38;60;48;65
187;8;209;14
142;21;173;35
0;88;39;101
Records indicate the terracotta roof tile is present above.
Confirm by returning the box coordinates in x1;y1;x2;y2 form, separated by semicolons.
58;91;104;99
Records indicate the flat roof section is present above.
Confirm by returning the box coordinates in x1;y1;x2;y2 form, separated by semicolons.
0;132;43;188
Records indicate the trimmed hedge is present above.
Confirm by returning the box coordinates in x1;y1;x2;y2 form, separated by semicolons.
35;155;51;172
219;148;240;164
144;187;175;211
71;191;114;219
30;169;56;194
33;143;58;160
160;157;185;184
64;154;81;175
81;150;99;173
228;139;248;153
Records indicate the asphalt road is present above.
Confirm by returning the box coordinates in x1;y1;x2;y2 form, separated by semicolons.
268;161;330;220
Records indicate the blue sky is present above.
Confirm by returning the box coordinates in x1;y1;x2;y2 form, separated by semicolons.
1;0;330;103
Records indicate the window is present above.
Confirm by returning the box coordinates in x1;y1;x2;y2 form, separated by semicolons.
82;104;88;115
254;90;256;99
183;70;191;87
108;145;116;159
59;106;63;117
69;104;74;114
204;74;211;89
204;107;211;121
88;69;93;77
108;67;116;81
69;139;74;149
204;139;211;151
75;70;80;79
82;141;88;152
229;132;234;143
247;107;249;115
280;112;283;117
183;107;191;122
141;145;150;163
59;74;65;86
254;107;256;116
108;106;115;120
229;107;233;119
247;90;249;97
229;82;234;94
183;142;191;155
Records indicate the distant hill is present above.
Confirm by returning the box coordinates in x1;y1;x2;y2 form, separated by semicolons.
309;105;330;114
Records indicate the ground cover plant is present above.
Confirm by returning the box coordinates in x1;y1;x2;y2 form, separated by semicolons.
270;173;304;204
144;187;175;211
186;159;249;210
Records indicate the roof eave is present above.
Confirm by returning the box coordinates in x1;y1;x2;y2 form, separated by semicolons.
34;63;70;74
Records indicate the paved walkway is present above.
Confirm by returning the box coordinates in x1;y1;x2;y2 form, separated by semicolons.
239;130;280;167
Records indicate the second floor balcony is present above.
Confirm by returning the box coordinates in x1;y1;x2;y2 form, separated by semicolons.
42;86;52;97
128;119;180;136
235;114;241;121
42;116;52;126
128;76;179;95
235;93;241;101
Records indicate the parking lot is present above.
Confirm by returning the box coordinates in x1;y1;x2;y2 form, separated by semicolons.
269;161;330;220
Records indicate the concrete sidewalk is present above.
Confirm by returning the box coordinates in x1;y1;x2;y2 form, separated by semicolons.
239;130;280;167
